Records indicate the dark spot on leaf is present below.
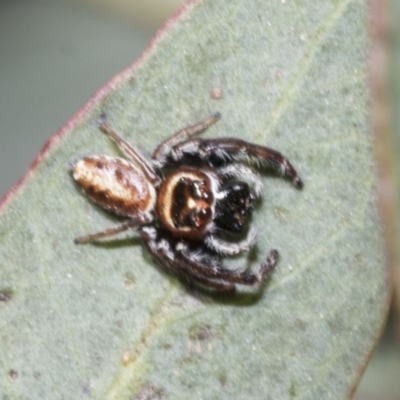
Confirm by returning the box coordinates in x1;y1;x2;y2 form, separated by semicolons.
354;253;363;269
0;288;13;303
8;369;18;380
188;324;213;341
219;373;228;387
368;297;374;305
294;318;307;332
81;382;91;395
289;381;297;397
134;383;166;400
124;272;136;289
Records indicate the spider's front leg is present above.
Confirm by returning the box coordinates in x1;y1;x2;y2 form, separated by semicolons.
204;228;257;256
152;113;221;167
172;138;303;189
218;164;263;197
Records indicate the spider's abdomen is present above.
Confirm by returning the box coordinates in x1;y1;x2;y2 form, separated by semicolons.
157;169;215;239
72;156;156;217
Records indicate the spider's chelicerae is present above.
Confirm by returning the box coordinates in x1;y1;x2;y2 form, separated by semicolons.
72;113;302;292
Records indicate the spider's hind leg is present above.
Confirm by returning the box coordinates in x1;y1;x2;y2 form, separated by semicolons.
141;227;278;292
74;218;143;244
178;247;279;286
98;118;159;184
141;227;235;292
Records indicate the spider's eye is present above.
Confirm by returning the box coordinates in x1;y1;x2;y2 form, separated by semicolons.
215;182;254;233
187;180;210;201
184;207;212;229
172;178;213;230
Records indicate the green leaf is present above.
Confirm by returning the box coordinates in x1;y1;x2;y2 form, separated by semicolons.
0;0;388;398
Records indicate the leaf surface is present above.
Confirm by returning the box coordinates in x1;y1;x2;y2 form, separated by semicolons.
0;0;388;399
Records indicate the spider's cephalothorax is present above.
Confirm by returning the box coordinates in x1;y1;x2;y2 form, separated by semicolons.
72;113;302;292
157;169;215;239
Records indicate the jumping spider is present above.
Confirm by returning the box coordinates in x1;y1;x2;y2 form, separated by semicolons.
72;113;302;292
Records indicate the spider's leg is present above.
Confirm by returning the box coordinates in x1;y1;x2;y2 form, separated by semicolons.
218;164;263;197
152;113;220;167
172;138;303;189
175;262;235;292
204;228;257;256
141;227;234;292
140;227;180;276
98;120;159;184
74;217;147;244
177;247;279;286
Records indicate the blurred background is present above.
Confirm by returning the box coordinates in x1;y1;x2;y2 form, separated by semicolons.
0;0;184;198
0;0;398;398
